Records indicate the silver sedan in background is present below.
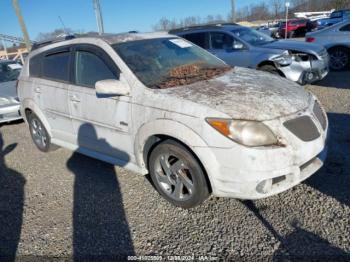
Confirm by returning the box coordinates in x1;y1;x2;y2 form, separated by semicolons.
173;24;329;85
306;20;350;71
0;60;22;124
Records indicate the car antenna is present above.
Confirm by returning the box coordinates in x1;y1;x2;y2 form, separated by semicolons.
58;16;68;35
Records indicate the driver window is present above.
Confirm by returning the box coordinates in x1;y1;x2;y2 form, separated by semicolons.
210;32;234;50
75;50;118;88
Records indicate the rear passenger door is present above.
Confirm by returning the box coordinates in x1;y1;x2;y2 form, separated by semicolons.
68;44;132;162
32;47;75;142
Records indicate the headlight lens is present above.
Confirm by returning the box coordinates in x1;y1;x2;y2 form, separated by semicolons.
206;118;279;147
273;51;293;66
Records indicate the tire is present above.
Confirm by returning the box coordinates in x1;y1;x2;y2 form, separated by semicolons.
329;47;350;71
259;65;281;76
28;112;57;152
148;140;210;208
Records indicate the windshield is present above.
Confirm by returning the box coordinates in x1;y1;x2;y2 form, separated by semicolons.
0;62;22;83
231;28;275;46
113;38;230;89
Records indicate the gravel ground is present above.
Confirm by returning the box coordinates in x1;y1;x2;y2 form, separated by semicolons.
0;72;349;261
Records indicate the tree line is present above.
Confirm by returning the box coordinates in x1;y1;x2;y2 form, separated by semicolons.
153;0;350;30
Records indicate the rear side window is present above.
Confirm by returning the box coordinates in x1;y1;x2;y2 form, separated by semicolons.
42;51;70;82
74;50;117;88
29;55;42;77
340;24;350;31
182;33;208;49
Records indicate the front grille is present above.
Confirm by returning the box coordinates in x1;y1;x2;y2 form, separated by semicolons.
283;116;320;142
313;101;327;130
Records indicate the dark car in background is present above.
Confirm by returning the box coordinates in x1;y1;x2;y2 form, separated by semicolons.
316;9;350;31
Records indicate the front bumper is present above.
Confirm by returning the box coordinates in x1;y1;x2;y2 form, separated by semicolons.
0;103;22;124
196;102;328;200
210;146;327;199
279;57;329;85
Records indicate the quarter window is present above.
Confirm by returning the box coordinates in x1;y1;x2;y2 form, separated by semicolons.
42;51;70;82
29;55;41;77
182;33;208;49
74;51;116;88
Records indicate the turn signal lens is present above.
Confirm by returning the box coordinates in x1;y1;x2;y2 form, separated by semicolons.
206;119;231;136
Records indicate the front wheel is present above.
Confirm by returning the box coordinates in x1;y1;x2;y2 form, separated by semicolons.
149;140;210;208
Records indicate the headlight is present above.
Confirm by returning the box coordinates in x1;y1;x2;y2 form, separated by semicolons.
206;118;279;147
273;51;293;66
292;53;313;62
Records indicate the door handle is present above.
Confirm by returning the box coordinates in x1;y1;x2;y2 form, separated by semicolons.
70;95;81;102
34;87;41;93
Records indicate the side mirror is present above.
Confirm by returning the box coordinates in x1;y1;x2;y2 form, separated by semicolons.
95;79;130;97
232;42;245;50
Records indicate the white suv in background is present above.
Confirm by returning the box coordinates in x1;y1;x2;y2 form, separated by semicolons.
18;33;328;208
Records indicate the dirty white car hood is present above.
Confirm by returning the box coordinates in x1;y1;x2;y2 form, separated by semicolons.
159;67;311;121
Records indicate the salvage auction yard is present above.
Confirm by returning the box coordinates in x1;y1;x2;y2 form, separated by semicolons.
0;71;349;259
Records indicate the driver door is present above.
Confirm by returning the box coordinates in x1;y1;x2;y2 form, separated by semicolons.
208;32;250;67
68;44;132;162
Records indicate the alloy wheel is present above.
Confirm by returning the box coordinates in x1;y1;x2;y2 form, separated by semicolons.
330;50;349;70
30;118;48;149
154;153;194;201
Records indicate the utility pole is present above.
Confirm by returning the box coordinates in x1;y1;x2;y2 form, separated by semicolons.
93;0;105;35
231;0;236;23
12;0;31;50
285;2;290;39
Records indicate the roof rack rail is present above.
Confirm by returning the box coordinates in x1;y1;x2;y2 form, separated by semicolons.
31;35;76;51
169;22;239;34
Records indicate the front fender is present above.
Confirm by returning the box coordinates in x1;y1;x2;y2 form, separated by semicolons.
134;119;220;192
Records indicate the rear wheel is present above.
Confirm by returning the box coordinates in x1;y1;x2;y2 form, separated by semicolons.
28;112;56;152
329;47;350;71
149;140;210;208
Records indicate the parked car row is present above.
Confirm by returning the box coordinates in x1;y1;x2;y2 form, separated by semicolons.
15;31;329;208
257;9;350;39
171;23;329;84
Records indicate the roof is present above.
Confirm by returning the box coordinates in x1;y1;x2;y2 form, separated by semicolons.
31;32;172;51
169;23;240;34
